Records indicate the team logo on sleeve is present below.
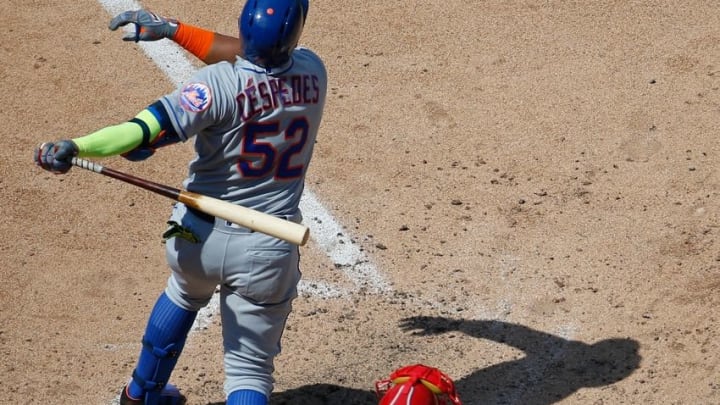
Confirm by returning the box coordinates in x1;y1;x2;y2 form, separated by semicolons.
179;82;212;113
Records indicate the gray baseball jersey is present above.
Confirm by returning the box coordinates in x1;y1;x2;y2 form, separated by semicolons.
158;47;327;396
160;47;327;217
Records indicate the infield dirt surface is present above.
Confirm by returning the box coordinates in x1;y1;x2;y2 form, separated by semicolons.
3;1;720;404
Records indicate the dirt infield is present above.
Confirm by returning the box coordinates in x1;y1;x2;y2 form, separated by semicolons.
3;1;720;404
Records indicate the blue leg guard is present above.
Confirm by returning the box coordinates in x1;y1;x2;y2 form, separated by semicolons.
227;389;268;405
127;292;197;404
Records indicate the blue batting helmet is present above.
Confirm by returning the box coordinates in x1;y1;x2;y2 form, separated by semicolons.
239;0;309;68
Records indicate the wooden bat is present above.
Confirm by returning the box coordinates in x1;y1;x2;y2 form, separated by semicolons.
70;157;310;246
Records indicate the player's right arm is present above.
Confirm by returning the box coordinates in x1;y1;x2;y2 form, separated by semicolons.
33;102;180;173
109;10;242;65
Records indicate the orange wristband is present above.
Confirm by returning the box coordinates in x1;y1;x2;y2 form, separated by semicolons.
173;22;215;60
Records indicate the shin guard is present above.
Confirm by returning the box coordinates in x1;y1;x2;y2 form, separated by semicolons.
127;292;197;404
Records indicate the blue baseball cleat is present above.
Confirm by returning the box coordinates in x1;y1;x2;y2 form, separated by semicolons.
119;383;186;405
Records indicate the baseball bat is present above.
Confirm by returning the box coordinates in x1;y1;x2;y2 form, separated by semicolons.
70;157;310;246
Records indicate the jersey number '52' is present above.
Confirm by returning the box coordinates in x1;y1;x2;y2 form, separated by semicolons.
238;118;309;180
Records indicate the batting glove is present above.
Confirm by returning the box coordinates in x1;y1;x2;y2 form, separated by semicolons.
34;140;79;174
109;10;178;42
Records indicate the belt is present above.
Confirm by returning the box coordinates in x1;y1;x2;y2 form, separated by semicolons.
186;206;254;232
186;205;297;230
186;206;215;223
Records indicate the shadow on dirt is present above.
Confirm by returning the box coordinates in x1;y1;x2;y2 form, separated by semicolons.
397;316;641;405
207;316;641;405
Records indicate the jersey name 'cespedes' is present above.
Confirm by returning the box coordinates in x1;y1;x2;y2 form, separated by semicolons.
160;47;328;217
236;70;321;122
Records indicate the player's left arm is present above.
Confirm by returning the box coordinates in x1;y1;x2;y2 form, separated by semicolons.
109;10;242;65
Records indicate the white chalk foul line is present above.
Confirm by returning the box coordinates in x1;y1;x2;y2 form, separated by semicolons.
300;192;390;293
96;0;388;331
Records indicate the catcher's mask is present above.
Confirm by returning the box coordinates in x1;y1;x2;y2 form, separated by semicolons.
375;364;462;405
238;0;309;68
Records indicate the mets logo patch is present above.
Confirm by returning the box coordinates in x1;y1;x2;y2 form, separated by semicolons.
179;82;212;113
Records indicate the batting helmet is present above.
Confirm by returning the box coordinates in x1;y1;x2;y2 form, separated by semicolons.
239;0;309;68
375;364;462;405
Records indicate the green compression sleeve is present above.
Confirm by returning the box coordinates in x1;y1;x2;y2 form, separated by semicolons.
73;109;163;157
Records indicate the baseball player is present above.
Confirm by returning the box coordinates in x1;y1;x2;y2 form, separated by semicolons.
34;1;325;404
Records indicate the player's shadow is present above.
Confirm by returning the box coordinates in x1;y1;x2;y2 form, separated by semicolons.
397;316;641;404
207;316;640;405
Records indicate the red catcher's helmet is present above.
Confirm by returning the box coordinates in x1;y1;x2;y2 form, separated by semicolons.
375;364;462;405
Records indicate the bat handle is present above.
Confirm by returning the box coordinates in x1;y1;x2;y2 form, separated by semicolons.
71;157;104;173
